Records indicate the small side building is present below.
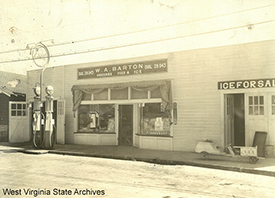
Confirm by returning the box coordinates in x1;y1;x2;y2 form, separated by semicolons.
0;71;27;143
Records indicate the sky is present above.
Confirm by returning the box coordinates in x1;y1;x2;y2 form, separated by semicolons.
0;0;274;75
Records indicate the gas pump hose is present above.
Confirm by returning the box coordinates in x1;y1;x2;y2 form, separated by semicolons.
33;112;45;148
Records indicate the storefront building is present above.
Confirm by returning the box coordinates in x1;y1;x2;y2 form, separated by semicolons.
26;39;275;154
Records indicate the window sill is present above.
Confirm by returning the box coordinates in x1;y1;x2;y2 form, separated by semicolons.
136;134;172;138
74;132;116;134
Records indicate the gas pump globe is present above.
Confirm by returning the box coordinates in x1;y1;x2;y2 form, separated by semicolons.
33;86;41;97
45;85;54;96
33;85;42;110
45;86;54;114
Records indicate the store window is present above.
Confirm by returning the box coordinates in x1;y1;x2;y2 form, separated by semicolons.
111;88;128;100
82;92;91;100
151;87;162;98
131;88;147;99
249;96;264;115
140;103;170;136
94;89;108;100
78;104;115;133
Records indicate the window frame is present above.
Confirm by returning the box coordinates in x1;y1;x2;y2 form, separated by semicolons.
248;95;265;116
10;102;28;117
81;87;156;101
139;103;171;136
77;104;116;133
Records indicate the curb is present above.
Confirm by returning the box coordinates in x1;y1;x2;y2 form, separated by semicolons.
0;148;24;153
47;150;275;178
2;144;274;178
21;149;49;154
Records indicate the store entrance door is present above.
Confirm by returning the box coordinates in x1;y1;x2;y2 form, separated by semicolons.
224;94;245;147
118;105;133;146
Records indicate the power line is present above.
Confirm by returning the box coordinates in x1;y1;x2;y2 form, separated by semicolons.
0;19;273;65
0;3;274;55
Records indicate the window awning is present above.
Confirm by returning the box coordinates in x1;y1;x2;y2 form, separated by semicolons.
71;80;172;115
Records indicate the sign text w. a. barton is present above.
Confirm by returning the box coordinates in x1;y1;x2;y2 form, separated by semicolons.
77;59;167;79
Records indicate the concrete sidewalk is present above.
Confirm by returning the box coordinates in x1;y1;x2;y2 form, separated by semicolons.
1;142;275;177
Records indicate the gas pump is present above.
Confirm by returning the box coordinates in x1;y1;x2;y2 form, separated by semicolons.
32;85;55;149
30;42;53;149
32;85;44;148
43;85;55;149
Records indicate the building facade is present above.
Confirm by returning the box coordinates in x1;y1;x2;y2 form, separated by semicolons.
26;39;275;154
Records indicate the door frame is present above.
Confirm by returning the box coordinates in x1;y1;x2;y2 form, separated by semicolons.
224;94;235;147
56;100;66;144
220;90;245;149
118;104;134;146
224;93;246;147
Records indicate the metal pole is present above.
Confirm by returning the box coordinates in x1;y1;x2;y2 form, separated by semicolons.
40;67;46;101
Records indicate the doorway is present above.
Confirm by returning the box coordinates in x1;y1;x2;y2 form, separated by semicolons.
118;105;133;146
224;94;245;146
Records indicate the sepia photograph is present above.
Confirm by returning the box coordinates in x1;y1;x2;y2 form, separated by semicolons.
0;0;275;197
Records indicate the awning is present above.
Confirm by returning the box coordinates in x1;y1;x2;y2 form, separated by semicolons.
71;80;172;115
0;87;17;97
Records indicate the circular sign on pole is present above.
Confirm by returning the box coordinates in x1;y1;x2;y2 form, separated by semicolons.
31;42;50;68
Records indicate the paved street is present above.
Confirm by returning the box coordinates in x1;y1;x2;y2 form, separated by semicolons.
0;150;275;198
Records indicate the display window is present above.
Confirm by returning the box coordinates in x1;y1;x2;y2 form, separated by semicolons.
78;104;115;133
140;103;171;136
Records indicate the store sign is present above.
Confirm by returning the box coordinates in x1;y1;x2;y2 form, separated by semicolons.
78;59;167;79
218;78;275;90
